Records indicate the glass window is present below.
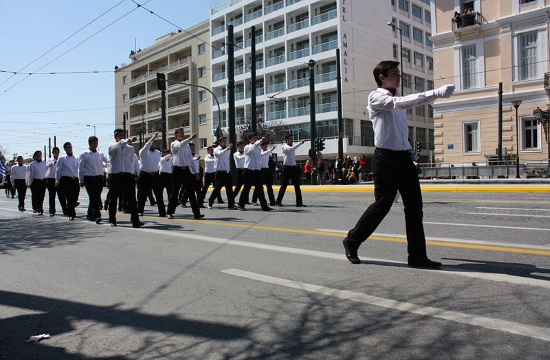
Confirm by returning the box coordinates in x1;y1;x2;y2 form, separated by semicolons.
399;0;409;12
122;76;128;84
462;45;477;89
199;90;207;101
523;119;539;149
123;93;128;102
393;44;398;60
198;43;206;54
412;4;422;19
199;138;207;148
399;22;410;38
402;73;412;88
519;31;538;80
415;76;425;92
520;0;537;4
360;120;374;147
425;33;432;47
198;66;207;77
199;114;207;125
413;28;423;43
426;56;433;71
402;48;411;63
414;52;424;67
415;106;425;117
427;80;434;90
463;121;480;153
424;10;431;25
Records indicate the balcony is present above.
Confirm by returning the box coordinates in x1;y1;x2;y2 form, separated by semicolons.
288;78;308;89
312;9;337;25
452;11;482;31
268;109;286;120
130;93;146;105
245;9;262;22
265;27;285;41
266;83;286;94
286;0;301;5
315;71;337;84
288;48;310;61
245;35;263;47
234;67;245;76
316;102;337;113
235;92;245;100
313;39;338;54
246;88;265;98
169;57;191;70
289;106;309;117
212;24;226;36
228;18;243;28
168;104;191;114
213;72;226;82
265;1;284;14
287;19;309;33
266;54;285;67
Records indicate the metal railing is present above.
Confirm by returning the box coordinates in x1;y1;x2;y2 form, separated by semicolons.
418;161;550;179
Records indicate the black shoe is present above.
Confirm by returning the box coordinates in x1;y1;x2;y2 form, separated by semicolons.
270;202;276;206
86;216;95;221
194;214;205;220
95;217;102;224
75;202;80;207
275;202;284;207
167;214;174;219
252;202;259;206
50;213;55;217
159;213;166;217
217;200;225;204
408;258;442;268
262;207;273;211
296;204;307;207
110;222;117;227
238;206;247;211
38;211;43;216
69;217;75;221
343;237;361;264
133;221;145;228
199;205;206;208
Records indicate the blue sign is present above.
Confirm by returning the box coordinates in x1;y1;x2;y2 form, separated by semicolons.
447;144;454;150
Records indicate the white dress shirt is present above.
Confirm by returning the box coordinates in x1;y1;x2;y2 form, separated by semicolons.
214;146;231;173
45;157;59;179
108;139;136;174
281;142;303;166
79;149;108;182
29;160;47;183
260;148;273;169
159;154;173;174
11;164;28;186
233;151;245;169
56;154;79;183
367;88;438;151
139;138;161;173
204;154;216;174
171;138;196;174
244;140;262;171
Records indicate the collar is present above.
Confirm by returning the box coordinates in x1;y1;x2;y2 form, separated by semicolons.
89;148;97;153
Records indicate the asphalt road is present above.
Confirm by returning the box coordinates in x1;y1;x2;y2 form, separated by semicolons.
0;184;549;359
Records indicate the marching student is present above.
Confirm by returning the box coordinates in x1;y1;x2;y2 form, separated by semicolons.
45;147;65;216
11;155;28;211
275;134;306;207
137;132;165;217
208;137;236;209
200;145;222;205
158;149;173;211
79;136;109;224
28;150;47;215
56;143;80;221
232;141;246;199
252;141;276;206
237;133;272;212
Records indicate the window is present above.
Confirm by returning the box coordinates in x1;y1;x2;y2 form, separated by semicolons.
198;66;207;78
463;121;480;153
426;56;433;71
123;93;128;102
198;43;206;54
199;90;207;101
427;80;434;90
462;45;477;89
122;75;128;84
412;5;422;19
424;10;431;25
402;48;411;63
523;118;539;149
399;22;410;38
520;0;537;4
519;31;538;80
414;52;424;67
415;106;425;117
199;113;207;125
413;28;423;43
360;120;374;147
398;0;409;12
199;138;207;148
393;44;398;60
415;76;425;92
402;73;412;88
425;32;432;47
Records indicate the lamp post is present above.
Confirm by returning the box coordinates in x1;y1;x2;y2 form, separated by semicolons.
86;125;96;137
511;100;522;178
388;21;404;96
533;105;550;166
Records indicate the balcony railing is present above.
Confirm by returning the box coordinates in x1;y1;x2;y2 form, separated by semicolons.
452;11;482;30
316;102;337;113
168;104;191;114
246;88;265;98
234;67;245;76
266;83;286;94
235;92;246;100
315;71;337;84
289;106;309;117
288;48;309;61
212;25;226;36
265;27;285;41
313;39;338;54
266;54;285;67
288;78;308;88
213;72;226;82
312;9;337;25
287;19;309;33
265;1;284;14
245;35;263;47
169;57;191;70
245;9;262;22
267;109;286;120
286;0;301;5
228;18;243;28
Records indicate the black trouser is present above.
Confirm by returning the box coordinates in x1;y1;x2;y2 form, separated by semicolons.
167;166;200;217
209;171;235;207
239;169;268;210
182;176;202;206
137;172;166;216
347;148;427;261
276;165;303;206
5;175;15;197
14;179;27;209
253;168;275;204
46;178;62;215
233;168;244;199
159;172;172;209
30;178;47;213
201;172;221;203
59;176;79;218
108;172;139;225
84;175;104;220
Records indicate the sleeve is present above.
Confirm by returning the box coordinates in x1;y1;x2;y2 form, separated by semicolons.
28;163;34;184
368;90;437;111
108;139;129;156
55;158;62;184
78;153;85;183
10;166;15;186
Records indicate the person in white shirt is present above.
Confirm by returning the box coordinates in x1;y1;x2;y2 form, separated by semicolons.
252;141;276;206
232;141;246;199
208;137;237;209
200;146;222;205
343;60;454;268
237;133;271;211
45;147;64;216
28;150;48;215
56;143;80;220
107;129;143;227
158;149;173;210
79;136;109;223
181;143;204;208
166;128;204;220
275;134;306;207
137;132;165;217
11;155;28;211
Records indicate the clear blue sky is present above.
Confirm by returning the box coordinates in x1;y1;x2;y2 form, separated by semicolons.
0;0;212;161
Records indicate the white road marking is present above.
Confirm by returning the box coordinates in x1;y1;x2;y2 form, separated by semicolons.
475;207;550;212
424;222;550;232
222;268;550;342
466;212;550;218
316;229;550;251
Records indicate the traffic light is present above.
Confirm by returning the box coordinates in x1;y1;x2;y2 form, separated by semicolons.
416;141;422;153
157;73;166;90
317;138;325;152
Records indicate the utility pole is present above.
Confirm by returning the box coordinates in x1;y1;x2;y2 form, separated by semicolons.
498;82;503;163
251;25;257;132
336;49;344;161
157;72;167;150
308;59;317;167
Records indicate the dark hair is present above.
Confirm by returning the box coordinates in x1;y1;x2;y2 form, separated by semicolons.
373;60;400;87
285;134;293;140
207;145;213;151
261;140;268;146
114;128;125;137
189;143;195;147
33;150;42;159
247;132;257;140
175;127;184;136
88;136;98;145
236;141;244;146
52;146;60;152
63;142;72;150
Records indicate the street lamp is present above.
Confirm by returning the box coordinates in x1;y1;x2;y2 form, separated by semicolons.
533;105;550;166
86;125;96;137
511;100;522;178
387;21;404;96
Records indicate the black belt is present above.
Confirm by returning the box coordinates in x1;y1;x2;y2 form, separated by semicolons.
84;175;103;178
140;171;158;175
61;176;78;180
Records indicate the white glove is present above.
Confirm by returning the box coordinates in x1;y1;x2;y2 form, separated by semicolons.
434;84;455;98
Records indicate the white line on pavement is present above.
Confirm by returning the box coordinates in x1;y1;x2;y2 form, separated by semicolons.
475;207;550;212
221;268;550;342
424;221;550;232
466;212;550;218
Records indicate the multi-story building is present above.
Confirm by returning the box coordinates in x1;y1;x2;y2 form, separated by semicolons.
209;0;435;162
114;20;212;155
430;0;550;166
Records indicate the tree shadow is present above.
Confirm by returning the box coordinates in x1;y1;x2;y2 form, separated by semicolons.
441;258;550;282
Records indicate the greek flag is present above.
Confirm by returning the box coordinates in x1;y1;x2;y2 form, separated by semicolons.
0;162;7;176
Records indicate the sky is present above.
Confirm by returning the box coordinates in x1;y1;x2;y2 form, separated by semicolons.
0;0;215;162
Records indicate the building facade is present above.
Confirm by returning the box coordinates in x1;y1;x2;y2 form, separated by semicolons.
431;0;550;166
114;20;212;154
209;0;435;161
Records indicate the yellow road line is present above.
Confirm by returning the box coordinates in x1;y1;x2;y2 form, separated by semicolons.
269;185;550;193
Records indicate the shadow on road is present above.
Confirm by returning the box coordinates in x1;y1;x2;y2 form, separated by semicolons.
441;257;550;281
